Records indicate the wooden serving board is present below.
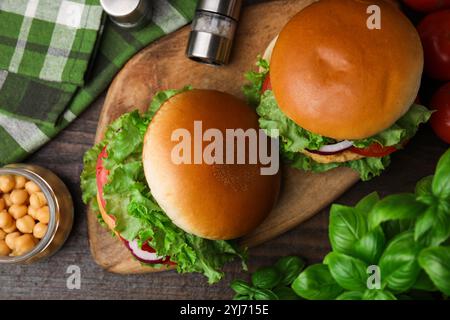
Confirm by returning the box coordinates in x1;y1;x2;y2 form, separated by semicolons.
87;0;360;274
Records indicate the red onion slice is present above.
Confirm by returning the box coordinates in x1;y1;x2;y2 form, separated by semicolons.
123;239;165;264
318;140;354;153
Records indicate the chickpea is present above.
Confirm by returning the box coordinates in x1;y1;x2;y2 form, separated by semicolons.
3;223;16;233
25;181;40;194
16;215;35;234
3;193;12;207
5;232;21;250
0;175;15;193
0;239;11;256
14;175;27;189
30;192;47;208
9;204;28;219
28;206;38;220
33;223;48;239
13;234;36;256
0;229;6;240
0;198;4;211
36;206;50;224
0;210;14;229
10;189;29;205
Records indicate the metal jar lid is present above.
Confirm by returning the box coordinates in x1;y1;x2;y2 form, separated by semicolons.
197;0;242;21
100;0;152;29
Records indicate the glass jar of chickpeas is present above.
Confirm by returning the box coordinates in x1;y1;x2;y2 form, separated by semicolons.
0;164;73;264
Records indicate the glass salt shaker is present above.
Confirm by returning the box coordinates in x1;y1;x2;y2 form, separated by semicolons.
186;0;243;66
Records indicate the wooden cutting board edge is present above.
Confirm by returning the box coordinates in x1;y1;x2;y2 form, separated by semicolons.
87;0;360;274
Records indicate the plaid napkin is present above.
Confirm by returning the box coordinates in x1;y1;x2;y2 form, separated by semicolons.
0;0;196;165
0;0;103;85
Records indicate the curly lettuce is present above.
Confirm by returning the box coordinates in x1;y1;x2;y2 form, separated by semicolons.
244;57;432;180
81;87;246;284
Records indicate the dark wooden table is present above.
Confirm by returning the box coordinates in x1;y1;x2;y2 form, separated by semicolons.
0;0;447;300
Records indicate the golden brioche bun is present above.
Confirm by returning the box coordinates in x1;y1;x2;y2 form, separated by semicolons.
270;0;423;140
142;89;281;240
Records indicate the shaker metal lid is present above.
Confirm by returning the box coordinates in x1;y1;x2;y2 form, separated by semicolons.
186;31;233;66
100;0;140;17
197;0;242;21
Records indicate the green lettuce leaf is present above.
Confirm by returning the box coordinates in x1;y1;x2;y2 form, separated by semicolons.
284;149;390;181
353;104;432;148
257;90;335;152
242;57;269;107
80;87;246;283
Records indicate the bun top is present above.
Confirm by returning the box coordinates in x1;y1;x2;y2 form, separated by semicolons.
143;89;280;240
270;0;423;140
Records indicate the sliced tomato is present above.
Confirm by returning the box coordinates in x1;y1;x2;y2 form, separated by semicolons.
95;147;174;265
262;73;272;93
96;147;109;208
350;143;398;157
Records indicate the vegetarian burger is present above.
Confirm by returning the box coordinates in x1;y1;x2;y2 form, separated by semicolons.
244;0;432;180
81;88;280;283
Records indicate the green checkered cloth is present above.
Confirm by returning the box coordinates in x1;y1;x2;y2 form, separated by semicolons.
0;0;103;85
0;0;196;165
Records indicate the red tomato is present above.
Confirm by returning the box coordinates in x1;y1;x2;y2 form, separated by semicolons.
350;143;398;157
417;10;450;81
96;147;109;208
262;73;272;93
430;82;450;143
402;0;450;12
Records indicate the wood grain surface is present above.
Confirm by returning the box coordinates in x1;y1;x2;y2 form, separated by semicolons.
0;0;447;300
89;0;359;274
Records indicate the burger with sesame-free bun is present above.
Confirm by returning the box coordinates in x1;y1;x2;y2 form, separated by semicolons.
244;0;432;180
81;88;280;283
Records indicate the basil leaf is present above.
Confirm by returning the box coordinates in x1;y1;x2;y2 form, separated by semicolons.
353;227;386;265
414;206;436;243
411;271;437;292
230;279;253;295
362;290;397;300
415;206;450;246
415;175;434;198
274;256;305;286
253;288;279;300
272;286;302;300
355;192;380;215
418;246;450;296
292;264;343;300
336;291;364;300
233;294;251;300
368;194;427;230
383;219;415;241
251;266;282;289
324;252;368;291
378;231;422;292
329;204;367;256
432;149;450;199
